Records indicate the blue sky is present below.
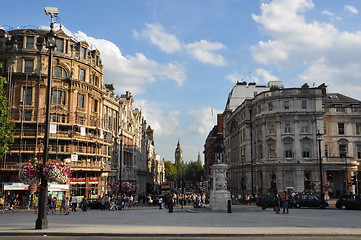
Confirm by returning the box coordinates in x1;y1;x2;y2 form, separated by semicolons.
2;0;361;163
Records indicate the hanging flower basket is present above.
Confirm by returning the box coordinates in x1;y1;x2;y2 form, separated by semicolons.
310;180;333;192
19;160;71;185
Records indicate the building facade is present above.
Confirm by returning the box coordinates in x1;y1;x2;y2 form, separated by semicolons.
0;27;163;199
221;83;360;197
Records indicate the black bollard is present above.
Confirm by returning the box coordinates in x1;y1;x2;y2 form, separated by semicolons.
228;199;232;213
169;202;173;213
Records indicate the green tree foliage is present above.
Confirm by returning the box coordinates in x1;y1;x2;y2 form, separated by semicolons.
0;76;14;159
164;161;177;181
185;162;204;184
175;162;186;182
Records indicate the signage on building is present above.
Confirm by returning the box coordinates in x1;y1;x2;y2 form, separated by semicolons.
70;178;86;185
71;154;78;161
80;127;86;136
4;182;69;191
49;124;57;134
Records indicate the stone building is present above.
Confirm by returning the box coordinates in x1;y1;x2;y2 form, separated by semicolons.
175;140;183;164
222;82;360;197
0;27;163;198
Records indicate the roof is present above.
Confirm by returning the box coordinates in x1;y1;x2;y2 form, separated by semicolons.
323;93;361;107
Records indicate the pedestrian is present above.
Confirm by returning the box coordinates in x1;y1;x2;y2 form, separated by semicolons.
273;191;280;214
33;194;38;214
159;196;163;209
282;191;289;214
51;196;57;214
59;196;66;214
64;197;69;215
47;194;52;214
81;196;88;212
71;195;78;212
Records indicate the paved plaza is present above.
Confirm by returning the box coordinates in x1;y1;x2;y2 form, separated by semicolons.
0;204;360;237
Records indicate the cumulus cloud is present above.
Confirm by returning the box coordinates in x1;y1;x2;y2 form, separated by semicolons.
136;23;227;66
251;0;361;99
255;68;279;82
134;99;182;136
133;23;181;53
187;106;222;135
72;31;186;94
185;40;227;66
344;5;358;15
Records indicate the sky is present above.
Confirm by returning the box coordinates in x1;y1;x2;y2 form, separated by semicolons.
2;0;361;164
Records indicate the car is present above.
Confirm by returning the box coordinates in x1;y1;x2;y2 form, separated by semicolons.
256;194;276;209
88;198;102;209
292;194;328;208
336;194;361;210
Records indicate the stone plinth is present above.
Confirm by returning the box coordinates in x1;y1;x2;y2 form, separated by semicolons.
210;163;231;211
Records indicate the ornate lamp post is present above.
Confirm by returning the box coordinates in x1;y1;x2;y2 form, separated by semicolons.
35;10;57;229
316;130;326;208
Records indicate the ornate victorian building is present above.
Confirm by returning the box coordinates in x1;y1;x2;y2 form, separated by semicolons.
0;27;164;197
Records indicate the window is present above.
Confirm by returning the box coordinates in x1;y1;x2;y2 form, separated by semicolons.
268;122;275;135
338;123;345;135
357;145;361;159
284;142;293;158
301;121;309;134
339;144;347;158
304;171;311;190
302;142;311;158
283;101;290;110
285;170;294;188
24;110;32;121
79;69;86;81
301;100;307;109
24;59;34;73
268;102;273;111
53;90;66;105
56;38;64;52
284;122;291;133
81;47;86;59
78;94;85;109
268;143;276;158
26;36;34;49
93;99;98;112
257;144;262;160
78;116;85;125
356;123;361;135
0;36;4;50
23;87;32;102
54;66;67;78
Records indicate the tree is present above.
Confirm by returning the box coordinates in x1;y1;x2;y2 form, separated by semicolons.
0;76;14;159
175;162;186;182
185;162;204;184
164;161;177;181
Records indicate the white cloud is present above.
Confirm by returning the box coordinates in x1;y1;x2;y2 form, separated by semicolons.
136;23;227;66
134;23;182;53
251;0;361;100
255;68;279;82
134;99;182;136
344;5;358;15
322;10;341;21
185;40;227;66
187;106;222;135
71;31;186;94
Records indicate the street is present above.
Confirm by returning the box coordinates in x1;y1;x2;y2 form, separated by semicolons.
0;204;360;239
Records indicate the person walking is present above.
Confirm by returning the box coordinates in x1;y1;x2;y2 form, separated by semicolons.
71;195;78;212
158;196;163;209
59;196;66;214
64;197;70;215
273;191;280;214
282;191;289;214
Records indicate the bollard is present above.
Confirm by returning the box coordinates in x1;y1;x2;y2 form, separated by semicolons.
228;199;232;213
169;203;173;213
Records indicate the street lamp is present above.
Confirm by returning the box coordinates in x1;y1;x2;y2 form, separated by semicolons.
316;130;326;208
35;12;57;229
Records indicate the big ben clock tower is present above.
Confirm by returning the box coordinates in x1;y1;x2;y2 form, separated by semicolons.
175;140;183;164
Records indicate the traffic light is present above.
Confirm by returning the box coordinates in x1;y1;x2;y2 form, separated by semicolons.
351;176;357;185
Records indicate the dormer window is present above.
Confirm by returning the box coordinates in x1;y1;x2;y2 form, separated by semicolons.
26;36;34;49
81;47;86;59
56;38;64;52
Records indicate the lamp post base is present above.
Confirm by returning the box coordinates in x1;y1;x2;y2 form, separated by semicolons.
35;218;48;229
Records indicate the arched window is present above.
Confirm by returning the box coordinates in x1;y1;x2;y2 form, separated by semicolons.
54;66;67;78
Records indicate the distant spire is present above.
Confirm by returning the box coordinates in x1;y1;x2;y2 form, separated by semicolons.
197;151;202;165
